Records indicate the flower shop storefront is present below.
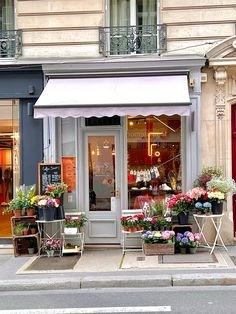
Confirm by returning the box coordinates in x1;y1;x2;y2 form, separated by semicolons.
33;59;204;245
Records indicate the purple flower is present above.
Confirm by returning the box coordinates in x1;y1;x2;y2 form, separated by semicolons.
181;237;189;243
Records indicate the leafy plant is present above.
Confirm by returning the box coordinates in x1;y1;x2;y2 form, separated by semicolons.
14;222;25;235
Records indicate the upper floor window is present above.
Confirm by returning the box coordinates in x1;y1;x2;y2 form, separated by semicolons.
110;0;157;28
0;0;14;30
99;0;166;56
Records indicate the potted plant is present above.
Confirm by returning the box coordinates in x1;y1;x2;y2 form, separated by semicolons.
42;237;61;257
167;193;194;224
44;182;68;220
37;198;60;221
176;231;201;254
64;214;87;234
141;230;175;255
14;222;25;236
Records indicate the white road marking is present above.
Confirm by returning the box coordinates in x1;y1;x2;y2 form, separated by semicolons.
0;306;171;313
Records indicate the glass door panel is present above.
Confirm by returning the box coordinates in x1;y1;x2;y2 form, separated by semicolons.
88;136;116;211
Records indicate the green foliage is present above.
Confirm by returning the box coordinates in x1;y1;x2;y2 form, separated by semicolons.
8;185;36;212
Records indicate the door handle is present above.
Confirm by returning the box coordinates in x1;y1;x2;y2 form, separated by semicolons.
115;189;120;198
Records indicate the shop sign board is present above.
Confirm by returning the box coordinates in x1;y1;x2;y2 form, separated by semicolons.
38;163;62;195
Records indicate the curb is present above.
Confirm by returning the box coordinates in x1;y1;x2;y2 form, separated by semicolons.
172;273;236;286
81;275;171;289
0;273;236;291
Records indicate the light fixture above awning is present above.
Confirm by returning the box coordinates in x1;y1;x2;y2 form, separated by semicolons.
34;75;191;118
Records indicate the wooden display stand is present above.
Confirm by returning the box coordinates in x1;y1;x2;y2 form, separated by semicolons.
11;215;40;257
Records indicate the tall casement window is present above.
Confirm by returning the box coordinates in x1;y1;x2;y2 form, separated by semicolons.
0;0;14;30
109;0;158;54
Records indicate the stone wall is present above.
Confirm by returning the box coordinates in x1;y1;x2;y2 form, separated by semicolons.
17;0;104;58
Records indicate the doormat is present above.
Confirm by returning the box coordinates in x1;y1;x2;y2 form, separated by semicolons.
22;254;80;271
161;251;217;264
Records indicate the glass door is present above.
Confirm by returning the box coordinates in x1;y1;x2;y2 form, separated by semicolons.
84;130;121;244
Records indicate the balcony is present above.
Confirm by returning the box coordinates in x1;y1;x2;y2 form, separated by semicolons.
0;30;22;58
99;24;167;57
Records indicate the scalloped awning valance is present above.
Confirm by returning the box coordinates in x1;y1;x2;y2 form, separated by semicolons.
34;75;191;118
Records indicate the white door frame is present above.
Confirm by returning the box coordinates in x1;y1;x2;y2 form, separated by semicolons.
82;129;122;244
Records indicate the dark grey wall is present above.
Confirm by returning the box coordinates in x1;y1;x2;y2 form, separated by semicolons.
20;99;43;187
0;65;43;188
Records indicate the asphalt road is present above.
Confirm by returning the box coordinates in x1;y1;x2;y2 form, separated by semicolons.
0;286;236;313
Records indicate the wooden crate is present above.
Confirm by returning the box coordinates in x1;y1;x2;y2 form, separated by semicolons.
143;242;175;255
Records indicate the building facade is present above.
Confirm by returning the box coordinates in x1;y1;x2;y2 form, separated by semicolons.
1;0;236;243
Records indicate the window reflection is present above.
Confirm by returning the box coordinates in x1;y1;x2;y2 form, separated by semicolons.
88;136;116;211
127;115;181;209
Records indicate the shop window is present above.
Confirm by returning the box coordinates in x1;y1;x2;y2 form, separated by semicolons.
0;99;19;237
127;115;181;209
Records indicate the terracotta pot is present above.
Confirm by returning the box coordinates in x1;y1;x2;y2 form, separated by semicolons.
14;209;22;217
136;225;143;231
26;208;35;216
123;226;129;232
30;228;37;234
129;227;137;232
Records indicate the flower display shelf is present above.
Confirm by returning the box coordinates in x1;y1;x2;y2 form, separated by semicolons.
36;219;64;257
11;216;40;257
143;242;175;255
62;231;84;255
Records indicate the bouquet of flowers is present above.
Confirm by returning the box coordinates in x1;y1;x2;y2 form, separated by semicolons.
167;193;194;214
42;237;61;251
45;182;68;198
141;230;175;244
37;198;60;208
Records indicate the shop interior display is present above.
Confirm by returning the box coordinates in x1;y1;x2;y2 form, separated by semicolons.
127;115;181;209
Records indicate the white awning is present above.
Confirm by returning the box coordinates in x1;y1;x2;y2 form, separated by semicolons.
34;75;191;118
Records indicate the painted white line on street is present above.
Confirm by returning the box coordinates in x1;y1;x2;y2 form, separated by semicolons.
0;306;171;313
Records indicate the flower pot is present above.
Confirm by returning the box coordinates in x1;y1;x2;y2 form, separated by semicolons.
43;207;55;221
64;227;77;235
30;228;37;234
26;208;35;216
14;209;22;217
177;212;189;225
123;226;129;232
46;250;54;257
129;227;137;232
189;247;197;254
37;207;44;220
136;225;143;231
211;202;223;215
180;247;187;254
28;248;34;254
54;205;65;220
143;242;175;255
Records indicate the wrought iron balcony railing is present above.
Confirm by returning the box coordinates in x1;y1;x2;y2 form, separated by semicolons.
0;30;22;58
99;24;167;56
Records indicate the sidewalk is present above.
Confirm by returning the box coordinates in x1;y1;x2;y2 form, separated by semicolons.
1;245;236;290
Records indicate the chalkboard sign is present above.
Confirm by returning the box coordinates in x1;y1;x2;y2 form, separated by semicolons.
38;163;62;195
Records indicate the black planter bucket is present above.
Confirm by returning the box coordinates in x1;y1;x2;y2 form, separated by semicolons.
211;202;223;215
54;205;65;220
177;212;189;225
43;207;55;221
37;207;44;220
